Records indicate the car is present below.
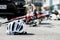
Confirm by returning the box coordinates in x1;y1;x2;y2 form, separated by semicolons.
0;0;27;20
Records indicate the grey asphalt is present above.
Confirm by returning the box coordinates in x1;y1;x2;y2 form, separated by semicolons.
0;20;60;40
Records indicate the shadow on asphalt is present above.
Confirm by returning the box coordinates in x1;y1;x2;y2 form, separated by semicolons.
44;25;53;28
40;23;51;25
29;23;53;28
40;23;54;28
13;33;35;35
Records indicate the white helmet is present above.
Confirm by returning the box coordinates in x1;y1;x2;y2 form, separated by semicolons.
6;19;26;35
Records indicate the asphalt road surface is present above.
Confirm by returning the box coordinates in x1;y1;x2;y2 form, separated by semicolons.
0;19;60;40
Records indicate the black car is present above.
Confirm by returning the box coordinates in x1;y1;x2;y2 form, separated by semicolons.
0;0;26;20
